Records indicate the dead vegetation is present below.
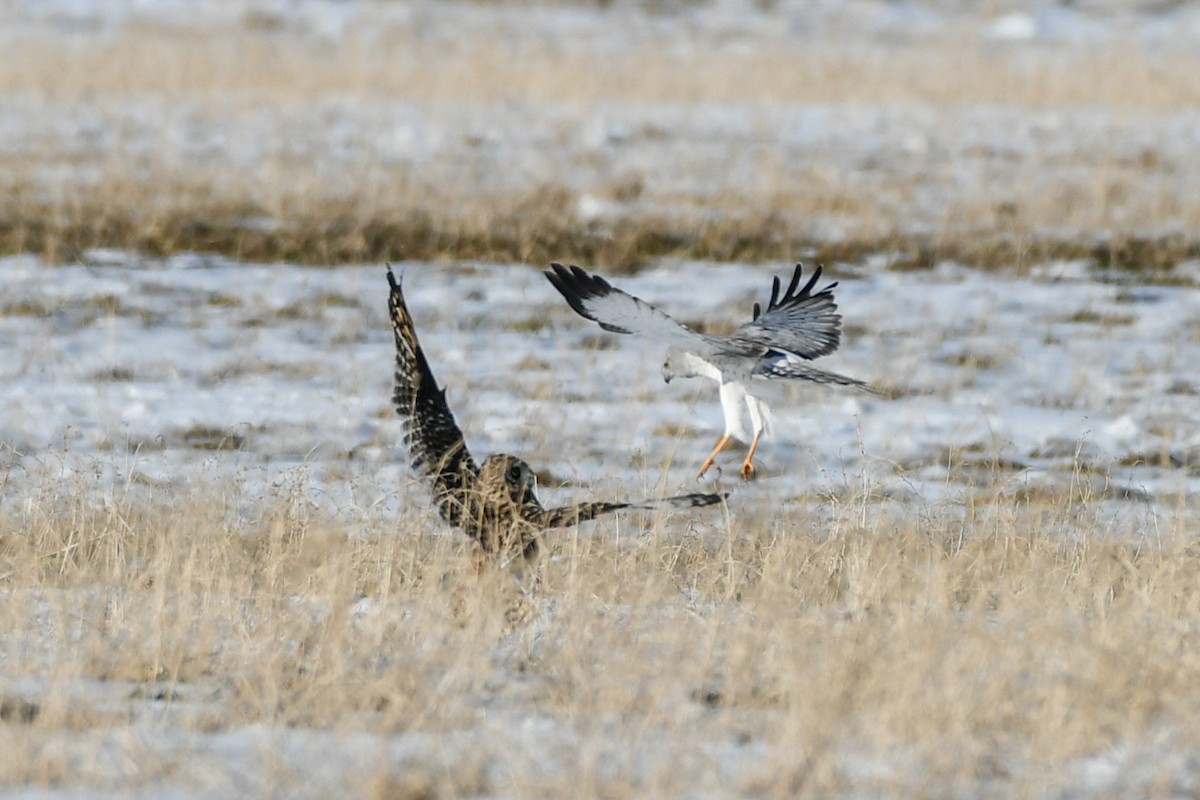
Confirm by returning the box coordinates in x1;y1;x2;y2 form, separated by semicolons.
4;22;1200;272
0;478;1197;795
9;179;1200;274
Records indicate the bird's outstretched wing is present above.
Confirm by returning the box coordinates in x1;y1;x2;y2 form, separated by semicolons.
732;264;842;360
545;263;714;354
755;355;879;394
387;267;479;520
535;492;726;529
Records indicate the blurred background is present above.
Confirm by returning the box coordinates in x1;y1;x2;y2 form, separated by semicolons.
4;0;1198;271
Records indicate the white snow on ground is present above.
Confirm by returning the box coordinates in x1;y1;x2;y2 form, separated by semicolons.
9;0;1200;45
1;255;1199;797
2;254;1197;519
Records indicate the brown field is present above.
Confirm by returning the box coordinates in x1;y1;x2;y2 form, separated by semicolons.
1;477;1197;795
4;16;1200;270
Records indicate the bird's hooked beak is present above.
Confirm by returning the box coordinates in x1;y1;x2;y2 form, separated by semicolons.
520;471;538;504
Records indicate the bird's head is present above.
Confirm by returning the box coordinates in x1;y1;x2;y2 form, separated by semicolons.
481;454;537;505
662;347;697;384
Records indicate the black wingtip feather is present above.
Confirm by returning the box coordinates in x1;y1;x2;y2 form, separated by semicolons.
689;491;728;506
754;262;841;318
789;263;810;298
545;269;594;322
544;262;618;325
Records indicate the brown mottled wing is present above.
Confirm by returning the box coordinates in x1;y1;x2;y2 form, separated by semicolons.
534;492;726;529
387;268;478;524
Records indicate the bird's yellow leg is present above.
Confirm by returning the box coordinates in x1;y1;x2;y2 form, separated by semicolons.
740;432;763;480
698;434;732;478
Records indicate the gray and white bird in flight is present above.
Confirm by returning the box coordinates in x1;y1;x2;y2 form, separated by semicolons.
545;263;873;480
388;267;725;565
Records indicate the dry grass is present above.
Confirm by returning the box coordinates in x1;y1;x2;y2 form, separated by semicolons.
1;476;1198;795
8;143;1198;274
6;26;1199;109
5;19;1200;270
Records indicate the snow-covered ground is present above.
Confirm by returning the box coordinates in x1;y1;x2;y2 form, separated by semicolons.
3;253;1197;519
11;0;1200;43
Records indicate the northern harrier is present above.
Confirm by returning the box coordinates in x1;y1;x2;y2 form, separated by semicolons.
545;263;873;480
388;267;725;564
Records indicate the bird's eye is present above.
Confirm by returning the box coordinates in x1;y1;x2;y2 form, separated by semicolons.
508;465;523;482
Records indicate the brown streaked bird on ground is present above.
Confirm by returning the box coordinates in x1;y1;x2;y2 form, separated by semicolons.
545;263;875;480
387;267;726;565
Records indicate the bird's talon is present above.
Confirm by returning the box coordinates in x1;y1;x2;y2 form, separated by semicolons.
740;462;757;481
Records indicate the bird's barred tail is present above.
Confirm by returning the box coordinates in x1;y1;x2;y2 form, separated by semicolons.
759;359;880;395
